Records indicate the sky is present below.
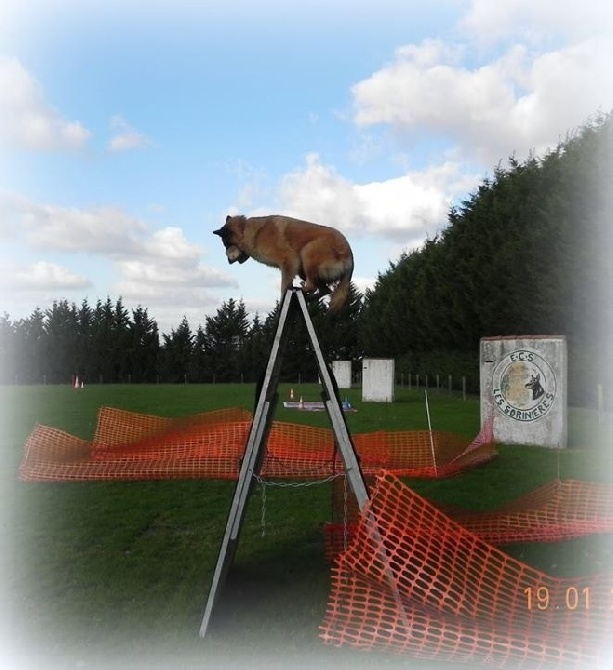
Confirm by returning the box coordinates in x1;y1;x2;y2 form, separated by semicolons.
0;0;612;335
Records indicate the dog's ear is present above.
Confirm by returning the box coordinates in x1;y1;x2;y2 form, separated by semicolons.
226;214;232;223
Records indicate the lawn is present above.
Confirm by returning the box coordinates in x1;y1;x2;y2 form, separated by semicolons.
1;383;612;670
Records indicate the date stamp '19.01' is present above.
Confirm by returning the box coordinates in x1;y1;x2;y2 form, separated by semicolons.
523;586;613;611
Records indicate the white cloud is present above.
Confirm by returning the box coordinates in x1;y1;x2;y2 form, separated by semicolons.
351;36;613;166
1;191;232;274
0;56;91;151
4;261;92;292
356;166;473;241
141;227;201;261
107;115;152;152
112;225;238;320
275;152;478;243
276;153;367;232
6;195;147;254
459;0;613;44
115;258;235;288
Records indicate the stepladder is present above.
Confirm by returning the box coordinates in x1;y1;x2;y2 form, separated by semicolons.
199;287;370;637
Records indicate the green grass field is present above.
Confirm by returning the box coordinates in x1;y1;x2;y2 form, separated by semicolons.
1;383;612;669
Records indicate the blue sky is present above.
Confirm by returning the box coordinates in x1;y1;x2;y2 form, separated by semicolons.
1;0;612;334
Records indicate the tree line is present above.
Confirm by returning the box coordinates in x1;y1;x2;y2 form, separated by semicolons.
1;112;610;405
0;287;364;386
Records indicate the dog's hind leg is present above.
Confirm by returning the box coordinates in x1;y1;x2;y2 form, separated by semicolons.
299;261;319;294
302;277;318;293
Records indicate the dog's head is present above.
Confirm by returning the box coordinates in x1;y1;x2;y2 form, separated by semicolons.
213;215;249;264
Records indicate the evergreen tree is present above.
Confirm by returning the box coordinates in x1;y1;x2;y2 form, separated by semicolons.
128;306;159;382
75;299;94;381
20;308;46;383
317;282;363;363
240;314;271;383
91;298;115;383
202;298;250;382
112;297;132;382
43;300;78;383
190;325;209;383
160;317;193;383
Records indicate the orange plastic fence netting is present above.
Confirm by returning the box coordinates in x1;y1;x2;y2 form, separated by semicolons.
19;407;496;482
324;478;613;561
320;472;613;669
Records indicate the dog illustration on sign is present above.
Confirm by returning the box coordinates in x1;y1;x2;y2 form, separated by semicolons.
525;373;545;401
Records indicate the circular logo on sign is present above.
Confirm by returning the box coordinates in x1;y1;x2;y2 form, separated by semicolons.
492;349;557;422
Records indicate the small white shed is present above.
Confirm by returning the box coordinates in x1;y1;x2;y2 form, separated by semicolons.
332;360;352;389
362;358;395;402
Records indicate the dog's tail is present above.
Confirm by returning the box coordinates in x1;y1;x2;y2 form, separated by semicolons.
328;270;352;312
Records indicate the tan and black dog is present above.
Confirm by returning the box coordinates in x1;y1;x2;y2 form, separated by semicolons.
214;214;353;311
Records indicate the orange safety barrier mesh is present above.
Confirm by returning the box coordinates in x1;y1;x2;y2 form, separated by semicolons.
324;478;613;562
447;479;613;545
19;408;496;483
320;472;613;668
19;407;253;481
92;406;252;447
352;416;495;479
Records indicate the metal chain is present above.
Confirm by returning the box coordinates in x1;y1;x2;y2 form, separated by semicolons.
254;472;344;489
254;472;345;537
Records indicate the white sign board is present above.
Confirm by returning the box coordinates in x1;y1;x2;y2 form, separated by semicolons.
480;336;567;448
332;360;352;389
362;358;395;402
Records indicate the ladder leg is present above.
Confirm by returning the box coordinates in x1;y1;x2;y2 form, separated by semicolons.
295;290;369;508
199;290;296;637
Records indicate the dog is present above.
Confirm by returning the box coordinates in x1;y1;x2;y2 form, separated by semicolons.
213;214;354;311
